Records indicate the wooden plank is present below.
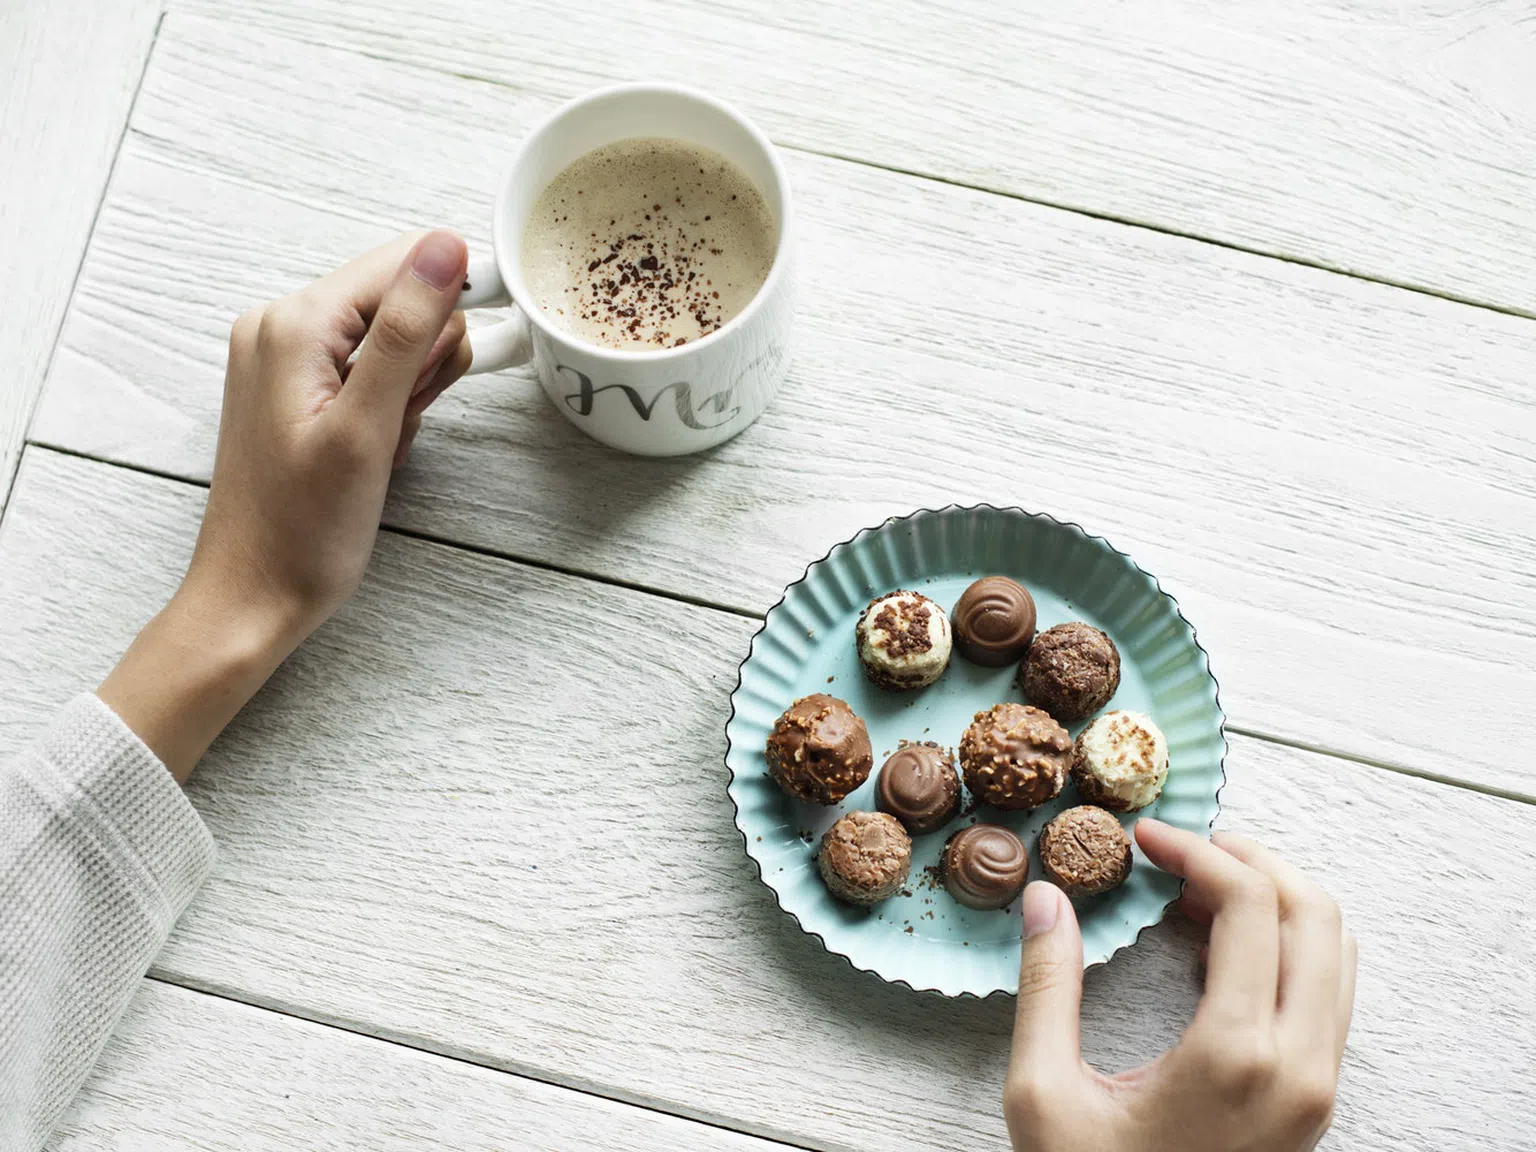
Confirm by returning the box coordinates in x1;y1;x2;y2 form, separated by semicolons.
53;980;791;1151
3;448;1532;1152
0;0;161;511
30;15;1536;796
173;0;1536;313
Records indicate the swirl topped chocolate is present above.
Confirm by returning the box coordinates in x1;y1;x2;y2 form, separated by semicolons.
958;702;1071;810
941;824;1029;910
875;742;961;834
765;694;873;805
951;576;1037;666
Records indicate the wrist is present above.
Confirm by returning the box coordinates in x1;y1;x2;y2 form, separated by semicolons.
98;579;306;784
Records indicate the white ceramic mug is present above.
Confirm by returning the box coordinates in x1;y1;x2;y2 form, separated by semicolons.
458;83;793;457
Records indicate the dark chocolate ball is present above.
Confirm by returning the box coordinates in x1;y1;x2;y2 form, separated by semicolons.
1038;806;1133;897
875;742;961;834
958;702;1070;810
1021;622;1120;722
765;694;873;805
941;824;1029;910
951;576;1037;666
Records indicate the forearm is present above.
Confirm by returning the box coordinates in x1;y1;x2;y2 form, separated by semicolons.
0;697;216;1150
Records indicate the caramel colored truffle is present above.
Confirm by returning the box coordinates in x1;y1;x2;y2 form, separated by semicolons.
855;590;952;689
958;702;1070;810
818;811;912;905
1038;806;1133;897
1022;622;1120;722
951;576;1037;666
941;824;1029;910
875;742;961;834
765;694;873;805
1071;711;1169;812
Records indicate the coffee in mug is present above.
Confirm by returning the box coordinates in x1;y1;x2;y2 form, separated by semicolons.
452;83;795;457
523;138;775;351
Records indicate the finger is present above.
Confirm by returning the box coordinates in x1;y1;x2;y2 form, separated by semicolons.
312;231;429;318
406;321;473;419
1335;930;1357;1069
335;231;467;435
1211;832;1343;1045
1136;819;1279;1028
393;412;423;469
1010;882;1084;1077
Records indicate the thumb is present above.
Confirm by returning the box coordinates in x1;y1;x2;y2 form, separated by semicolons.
337;230;467;430
1010;882;1084;1073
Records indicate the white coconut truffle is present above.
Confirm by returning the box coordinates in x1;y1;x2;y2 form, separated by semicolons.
1070;710;1169;811
855;590;952;689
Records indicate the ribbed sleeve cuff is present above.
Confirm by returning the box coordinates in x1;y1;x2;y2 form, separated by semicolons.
29;694;217;929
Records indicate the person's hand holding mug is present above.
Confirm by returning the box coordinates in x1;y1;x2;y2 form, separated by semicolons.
99;230;471;781
1005;819;1357;1152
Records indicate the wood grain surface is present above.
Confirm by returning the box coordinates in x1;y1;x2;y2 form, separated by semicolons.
31;15;1536;796
174;0;1536;313
53;980;792;1151
0;0;161;510
4;448;1532;1152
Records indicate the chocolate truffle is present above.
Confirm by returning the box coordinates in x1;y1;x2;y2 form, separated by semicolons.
855;590;952;689
765;694;873;805
875;742;961;834
958;702;1071;810
1071;710;1169;811
818;811;912;905
1038;806;1133;897
1022;621;1121;721
941;824;1029;910
951;576;1037;666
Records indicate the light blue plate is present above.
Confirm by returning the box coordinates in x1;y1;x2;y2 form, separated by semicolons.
724;506;1225;997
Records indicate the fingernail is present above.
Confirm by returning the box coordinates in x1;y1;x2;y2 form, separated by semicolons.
410;230;465;292
1022;882;1060;939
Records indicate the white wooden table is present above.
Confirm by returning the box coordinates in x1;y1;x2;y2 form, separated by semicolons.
3;2;1534;1149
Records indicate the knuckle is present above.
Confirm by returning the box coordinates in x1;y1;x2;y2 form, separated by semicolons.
368;305;433;361
1287;1072;1338;1131
1200;1032;1280;1098
1015;955;1073;1004
257;295;305;347
1001;1075;1050;1125
1235;871;1278;911
230;307;264;353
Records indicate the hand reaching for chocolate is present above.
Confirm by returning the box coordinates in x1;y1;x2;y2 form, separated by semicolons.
1004;819;1355;1152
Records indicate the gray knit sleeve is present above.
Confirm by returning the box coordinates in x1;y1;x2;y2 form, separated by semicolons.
0;694;216;1151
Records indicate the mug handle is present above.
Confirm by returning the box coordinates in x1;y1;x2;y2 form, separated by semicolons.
460;253;533;375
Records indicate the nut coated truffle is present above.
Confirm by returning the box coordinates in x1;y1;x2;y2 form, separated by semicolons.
941;824;1029;910
875;742;961;835
958;702;1071;810
765;694;873;805
1022;621;1121;722
1071;710;1169;811
818;811;912;905
951;576;1037;666
1038;806;1133;897
855;590;953;689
